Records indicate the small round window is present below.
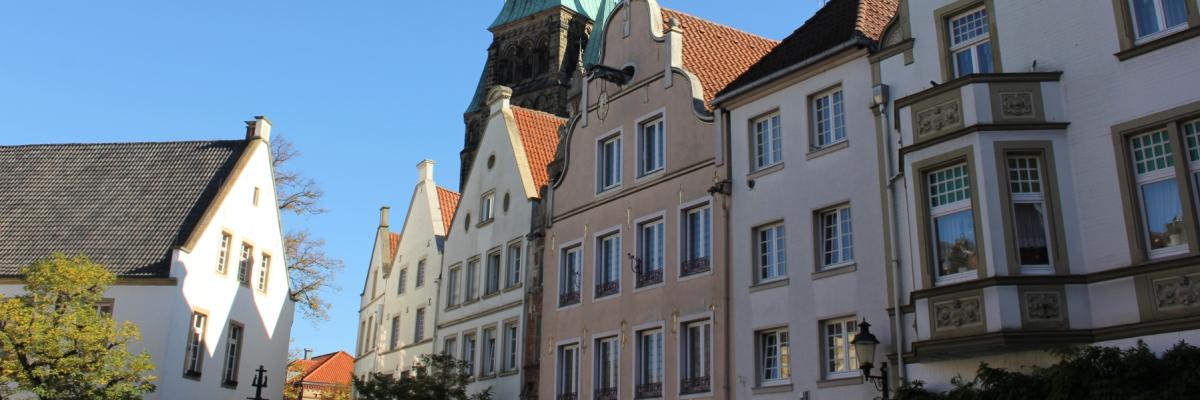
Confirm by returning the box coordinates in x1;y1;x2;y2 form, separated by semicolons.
487;154;496;169
503;192;511;212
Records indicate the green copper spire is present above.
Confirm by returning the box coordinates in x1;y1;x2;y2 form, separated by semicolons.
581;0;614;67
490;0;609;29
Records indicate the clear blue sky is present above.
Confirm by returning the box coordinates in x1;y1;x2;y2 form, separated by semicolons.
0;0;819;356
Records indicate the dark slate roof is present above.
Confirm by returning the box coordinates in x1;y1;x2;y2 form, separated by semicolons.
0;140;248;277
716;0;898;100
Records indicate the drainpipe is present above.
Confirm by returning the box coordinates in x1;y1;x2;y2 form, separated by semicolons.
875;84;908;384
719;108;733;400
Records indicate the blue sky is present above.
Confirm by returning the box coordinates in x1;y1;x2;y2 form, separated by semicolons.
0;0;820;356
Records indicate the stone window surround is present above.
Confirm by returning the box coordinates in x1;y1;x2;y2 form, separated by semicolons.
807;83;848;151
557;238;585;310
1111;100;1200;264
934;0;1004;82
505;238;524;291
812;200;855;273
753;324;792;388
1110;0;1200;60
752;219;788;285
592;224;624;301
913;146;989;290
678;196;715;281
748;108;784;173
635;107;668;180
993;141;1071;276
596;128;624;195
817;314;862;382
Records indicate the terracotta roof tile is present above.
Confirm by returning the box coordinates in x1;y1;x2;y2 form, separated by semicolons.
717;0;898;99
387;232;401;262
660;8;779;110
436;186;461;234
289;351;354;386
511;106;565;191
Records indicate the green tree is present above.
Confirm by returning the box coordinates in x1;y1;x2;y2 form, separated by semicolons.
0;254;156;399
353;353;493;400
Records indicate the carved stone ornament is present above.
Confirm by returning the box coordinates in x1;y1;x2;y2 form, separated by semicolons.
916;100;961;138
934;296;983;330
1154;273;1200;311
1000;91;1035;118
1024;291;1063;321
597;91;610;121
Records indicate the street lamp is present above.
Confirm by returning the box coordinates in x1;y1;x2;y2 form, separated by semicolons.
851;319;889;400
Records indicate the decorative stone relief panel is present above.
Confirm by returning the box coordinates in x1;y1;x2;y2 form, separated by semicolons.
916;100;962;140
1000;92;1035;118
1153;273;1200;311
933;296;983;330
1024;291;1063;321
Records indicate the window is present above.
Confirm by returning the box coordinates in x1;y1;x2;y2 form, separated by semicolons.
598;134;622;192
443;337;457;356
184;312;207;376
928;164;978;281
95;299;114;317
1129;0;1189;41
756;223;787;282
639;117;665;176
447;265;461;307
466;259;479;301
252;186;260;207
635;329;664;399
506;242;522;288
481;191;495;223
372;270;379;298
819;206;854;269
238;243;253;285
811;88;846;148
596;232;621;298
502;321;519;372
367;316;374;350
484;251;501;295
1006;156;1054;271
680;320;712;395
1131;130;1189;258
753;113;783;170
559;246;582;307
948;7;993;77
822;318;859;378
390;316;402;350
414;308;426;342
397;268;408;295
595;336;620;399
222;322;244;385
1184;120;1200;208
557;344;580;399
462;333;477;376
682;205;712;276
482;327;497;376
416;259;426;288
758;328;790;385
257;254;271;292
359;321;367;355
636;218;665;288
217;232;231;273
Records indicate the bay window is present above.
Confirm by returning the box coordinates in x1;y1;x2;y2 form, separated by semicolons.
1130;130;1189;257
1006;155;1054;271
928;164;978;282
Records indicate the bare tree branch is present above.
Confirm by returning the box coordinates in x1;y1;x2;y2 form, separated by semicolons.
272;135;342;322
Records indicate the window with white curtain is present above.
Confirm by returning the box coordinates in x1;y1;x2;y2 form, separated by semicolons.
594;336;620;397
1006;155;1053;272
680;319;712;395
636;329;664;398
1131;130;1189;258
557;343;580;398
595;232;621;298
928;164;978;282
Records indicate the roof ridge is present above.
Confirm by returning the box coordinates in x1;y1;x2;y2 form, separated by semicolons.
0;138;244;149
660;7;780;44
511;105;568;121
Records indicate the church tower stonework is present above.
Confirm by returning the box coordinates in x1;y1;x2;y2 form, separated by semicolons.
460;0;611;188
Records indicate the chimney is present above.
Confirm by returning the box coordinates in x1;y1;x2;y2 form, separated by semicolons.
417;159;435;182
487;86;513;116
245;115;272;142
380;206;390;228
665;17;683;87
303;348;313;360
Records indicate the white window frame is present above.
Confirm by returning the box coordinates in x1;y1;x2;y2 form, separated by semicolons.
680;319;713;393
638;114;666;177
465;258;479;301
485;250;502;295
822;317;859;379
559;243;583;308
238;242;253;286
635;215;666;289
928;164;979;283
443;336;457;356
1128;0;1190;42
506;241;523;288
811;87;846;149
752;112;783;170
184;311;207;376
217;232;231;274
819;206;854;270
257;253;271;292
462;332;477;375
680;202;713;277
481;327;497;376
756;222;787;283
1006;155;1055;274
414;307;426;342
595;229;622;299
502;321;519;372
594;336;620;394
758;328;790;386
597;132;623;193
222;321;243;385
416;259;426;288
948;6;992;77
1131;129;1190;259
389;315;401;350
397;267;408;295
447;265;462;306
481;191;496;223
557;342;581;398
635;328;665;392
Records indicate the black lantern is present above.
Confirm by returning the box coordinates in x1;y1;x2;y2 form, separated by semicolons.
851;319;889;400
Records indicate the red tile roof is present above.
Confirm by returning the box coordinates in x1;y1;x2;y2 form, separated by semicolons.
289;351;354;386
436;186;461;234
511;106;565;191
660;8;779;110
387;232;401;262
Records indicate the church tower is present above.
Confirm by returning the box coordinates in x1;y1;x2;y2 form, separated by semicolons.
460;0;612;188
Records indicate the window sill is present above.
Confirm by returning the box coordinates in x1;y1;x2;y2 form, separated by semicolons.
478;373;497;381
807;140;849;160
748;162;785;180
476;219;494;228
595;185;623;199
634;281;666;293
221;380;239;389
503;283;523;293
498;369;519;377
463;298;480;306
182;371;202;381
1116;25;1200;61
817;375;862;388
812;263;857;281
751;383;793;395
400;337;434;350
446;304;461;311
482;291;501;300
678;268;713;283
635;168;666;184
750;278;789;293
